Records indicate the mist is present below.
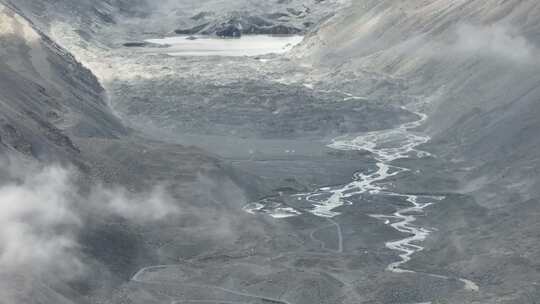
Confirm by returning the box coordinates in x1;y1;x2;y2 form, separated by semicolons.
453;23;536;63
0;157;180;285
0;163;82;277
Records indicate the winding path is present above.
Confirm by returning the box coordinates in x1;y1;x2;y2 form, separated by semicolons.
132;266;292;304
309;218;343;253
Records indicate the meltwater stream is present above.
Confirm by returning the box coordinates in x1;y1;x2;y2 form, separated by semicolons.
244;96;479;291
244;100;440;270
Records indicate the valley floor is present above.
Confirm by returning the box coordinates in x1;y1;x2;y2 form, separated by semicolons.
67;37;493;304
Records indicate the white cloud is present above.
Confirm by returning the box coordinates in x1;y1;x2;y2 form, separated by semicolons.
0;158;180;282
454;24;535;63
90;184;179;223
0;164;83;277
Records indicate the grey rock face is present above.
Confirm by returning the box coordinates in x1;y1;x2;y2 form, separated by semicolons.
176;12;305;37
0;3;125;161
215;23;242;37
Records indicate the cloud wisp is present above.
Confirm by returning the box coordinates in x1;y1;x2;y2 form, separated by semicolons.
0;158;180;283
0;165;83;277
453;23;535;63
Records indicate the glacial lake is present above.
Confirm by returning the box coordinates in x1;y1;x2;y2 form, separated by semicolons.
144;35;304;57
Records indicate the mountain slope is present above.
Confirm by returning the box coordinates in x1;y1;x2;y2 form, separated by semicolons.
0;4;259;304
0;3;125;161
295;1;540;302
297;0;540;207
